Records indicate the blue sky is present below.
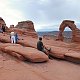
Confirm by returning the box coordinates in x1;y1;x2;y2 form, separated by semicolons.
0;0;80;31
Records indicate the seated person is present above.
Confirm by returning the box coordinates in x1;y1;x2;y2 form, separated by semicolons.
37;37;51;56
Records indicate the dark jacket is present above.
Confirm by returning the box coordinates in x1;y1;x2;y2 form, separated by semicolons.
37;41;44;51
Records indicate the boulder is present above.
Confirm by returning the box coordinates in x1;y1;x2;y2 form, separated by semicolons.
46;45;80;63
18;39;37;48
0;33;10;43
64;51;80;63
0;43;25;60
0;43;48;62
46;45;69;59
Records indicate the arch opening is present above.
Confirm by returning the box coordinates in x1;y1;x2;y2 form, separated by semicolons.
63;27;72;43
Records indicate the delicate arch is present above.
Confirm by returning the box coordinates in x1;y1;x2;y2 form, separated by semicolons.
56;20;80;42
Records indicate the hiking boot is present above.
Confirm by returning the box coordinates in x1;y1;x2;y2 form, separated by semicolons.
48;48;51;52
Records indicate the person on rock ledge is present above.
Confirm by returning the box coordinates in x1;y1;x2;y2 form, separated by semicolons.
37;37;51;58
10;32;19;44
10;32;16;44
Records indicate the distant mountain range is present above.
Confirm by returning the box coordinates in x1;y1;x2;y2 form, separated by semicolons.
37;31;72;38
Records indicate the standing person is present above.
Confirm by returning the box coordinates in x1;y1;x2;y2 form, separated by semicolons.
37;37;50;56
15;33;19;43
10;32;16;44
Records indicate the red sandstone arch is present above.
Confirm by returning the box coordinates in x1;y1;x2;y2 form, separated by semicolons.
56;20;80;42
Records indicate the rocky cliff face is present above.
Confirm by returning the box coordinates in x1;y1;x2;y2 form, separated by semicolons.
0;17;5;24
15;20;35;31
0;17;6;28
9;20;38;37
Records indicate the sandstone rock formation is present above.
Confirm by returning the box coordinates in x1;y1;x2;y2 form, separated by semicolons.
0;43;48;62
0;17;9;32
8;27;38;37
8;20;38;37
0;17;37;37
0;33;10;43
10;25;14;28
0;33;37;48
0;17;6;30
0;33;80;63
0;17;80;80
65;51;80;63
15;20;35;31
0;17;6;26
46;45;80;63
56;20;80;42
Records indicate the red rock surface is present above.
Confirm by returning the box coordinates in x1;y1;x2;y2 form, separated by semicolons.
0;33;10;43
0;17;6;27
0;43;48;62
0;17;9;31
13;20;38;37
0;17;80;80
10;25;14;28
0;35;80;80
7;28;38;38
65;52;80;63
0;54;80;80
0;59;46;80
0;33;80;63
15;20;35;31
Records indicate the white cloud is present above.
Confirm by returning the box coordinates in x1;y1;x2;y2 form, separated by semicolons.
34;21;60;31
0;0;80;31
38;0;50;5
0;0;25;27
